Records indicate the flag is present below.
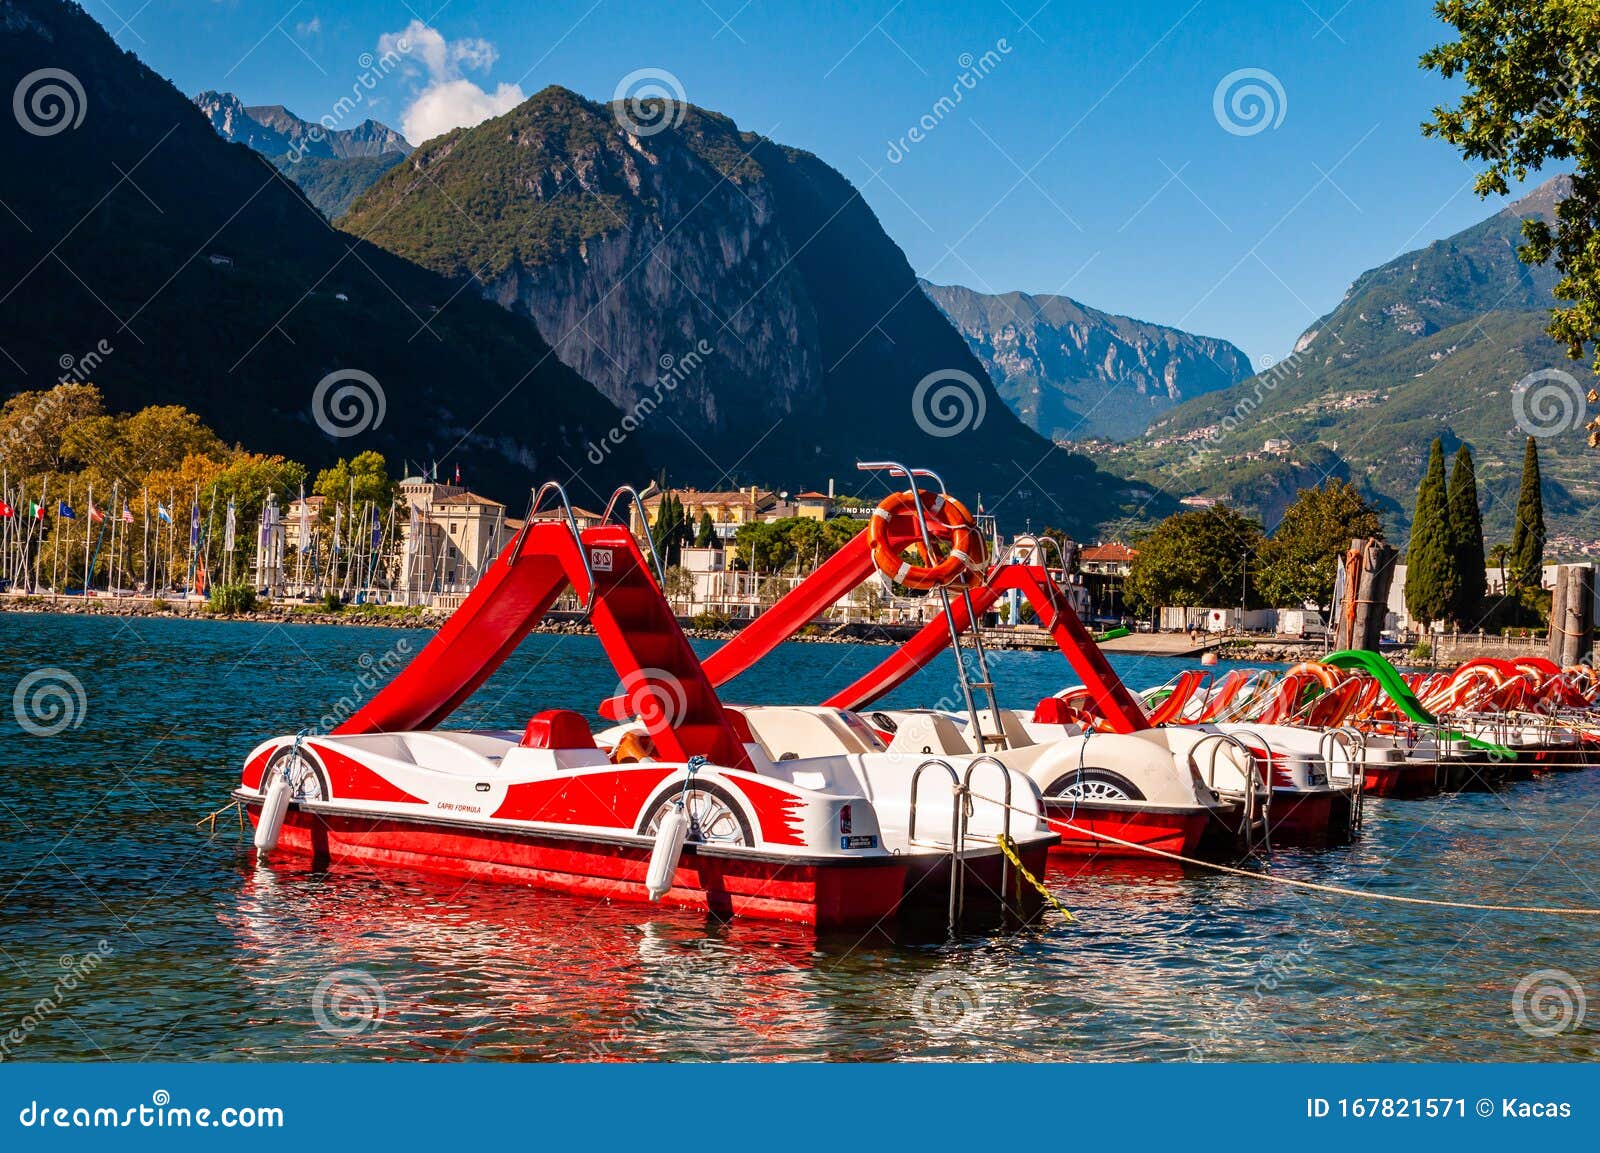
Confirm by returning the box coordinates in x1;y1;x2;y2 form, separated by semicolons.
88;503;105;524
297;486;310;550
454;464;461;485
0;499;12;518
156;504;172;524
30;501;43;520
223;499;236;552
121;505;134;524
189;503;200;546
58;502;75;519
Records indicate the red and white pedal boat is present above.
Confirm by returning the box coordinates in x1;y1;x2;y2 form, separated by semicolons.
235;488;1053;929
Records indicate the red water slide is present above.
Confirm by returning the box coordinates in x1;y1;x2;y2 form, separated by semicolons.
338;522;749;770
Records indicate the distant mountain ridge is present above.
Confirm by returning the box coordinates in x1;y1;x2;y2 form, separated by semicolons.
1085;175;1595;546
193;91;409;217
337;85;1156;533
193;91;411;159
921;280;1252;441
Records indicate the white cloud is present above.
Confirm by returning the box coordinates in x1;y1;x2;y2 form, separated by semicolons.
295;16;321;37
378;19;524;143
401;80;525;145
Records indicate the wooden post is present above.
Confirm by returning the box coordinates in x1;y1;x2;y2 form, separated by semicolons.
1345;538;1398;652
1549;565;1569;665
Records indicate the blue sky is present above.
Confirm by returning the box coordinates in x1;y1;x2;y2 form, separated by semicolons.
107;0;1542;368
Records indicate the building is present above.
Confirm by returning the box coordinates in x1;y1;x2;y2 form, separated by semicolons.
795;492;834;520
396;476;517;602
633;486;779;541
1078;542;1137;621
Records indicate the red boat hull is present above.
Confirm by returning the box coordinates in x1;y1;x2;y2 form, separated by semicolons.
1267;789;1340;842
1362;761;1439;798
251;805;910;929
1041;801;1208;860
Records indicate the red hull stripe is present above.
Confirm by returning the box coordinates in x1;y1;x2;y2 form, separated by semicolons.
491;766;674;826
308;742;428;806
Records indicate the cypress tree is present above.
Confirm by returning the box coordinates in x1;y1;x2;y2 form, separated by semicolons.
1446;444;1486;625
695;510;716;548
1508;436;1546;591
1405;438;1458;628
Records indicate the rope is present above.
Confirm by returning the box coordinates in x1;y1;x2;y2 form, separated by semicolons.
196;798;245;837
970;791;1600;917
996;834;1073;921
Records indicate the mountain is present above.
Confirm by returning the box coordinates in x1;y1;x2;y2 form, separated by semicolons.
1084;176;1596;546
921;280;1252;441
193;91;410;159
193;91;409;217
339;86;1153;533
1;0;643;502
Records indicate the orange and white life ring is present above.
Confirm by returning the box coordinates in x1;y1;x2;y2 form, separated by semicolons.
868;489;986;590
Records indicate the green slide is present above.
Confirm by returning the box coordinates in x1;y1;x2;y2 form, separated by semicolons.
1322;649;1514;759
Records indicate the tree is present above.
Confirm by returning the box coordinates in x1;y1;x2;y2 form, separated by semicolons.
1508;435;1546;589
1124;505;1264;613
0;384;105;475
1404;439;1459;628
313;451;394;515
1422;4;1600;386
694;510;716;547
651;493;691;566
1446;445;1487;624
1489;541;1511;592
1255;479;1384;612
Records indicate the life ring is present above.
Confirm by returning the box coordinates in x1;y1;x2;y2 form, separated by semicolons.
868;489;986;590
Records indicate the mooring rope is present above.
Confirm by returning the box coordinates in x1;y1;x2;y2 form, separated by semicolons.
969;790;1600;917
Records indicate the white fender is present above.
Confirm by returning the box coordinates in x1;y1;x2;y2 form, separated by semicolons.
645;803;689;901
254;771;292;859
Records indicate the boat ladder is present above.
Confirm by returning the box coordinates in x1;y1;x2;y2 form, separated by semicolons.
1191;730;1271;856
907;755;1018;931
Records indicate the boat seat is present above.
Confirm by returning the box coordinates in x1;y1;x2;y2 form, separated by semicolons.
1033;697;1075;725
886;711;972;756
521;709;597;751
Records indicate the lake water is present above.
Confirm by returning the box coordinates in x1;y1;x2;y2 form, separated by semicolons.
1;613;1596;1062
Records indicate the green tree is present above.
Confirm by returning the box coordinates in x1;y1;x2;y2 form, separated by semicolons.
1124;505;1264;613
651;493;691;566
1255;479;1384;612
1422;4;1600;383
694;510;716;547
1446;444;1487;624
313;451;394;516
1405;439;1459;628
1508;435;1546;589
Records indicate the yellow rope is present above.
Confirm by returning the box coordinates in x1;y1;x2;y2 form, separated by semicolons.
971;792;1600;918
996;833;1073;921
196;799;245;837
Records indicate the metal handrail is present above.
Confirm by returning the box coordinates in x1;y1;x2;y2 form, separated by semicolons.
858;461;1002;749
1190;729;1269;854
601;485;668;590
963;755;1014;903
512;482;597;613
910;757;965;929
1320;726;1366;831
